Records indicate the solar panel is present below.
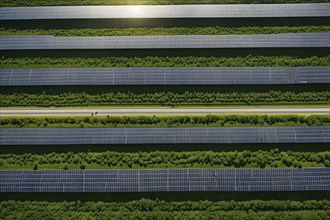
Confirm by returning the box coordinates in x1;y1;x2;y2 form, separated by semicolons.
1;33;329;50
1;67;329;86
1;127;329;145
0;168;329;192
1;4;329;20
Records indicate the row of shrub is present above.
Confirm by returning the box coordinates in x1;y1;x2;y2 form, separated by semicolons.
2;26;329;36
1;0;328;7
1;149;329;169
1;115;329;128
1;91;329;107
1;199;329;220
1;55;329;68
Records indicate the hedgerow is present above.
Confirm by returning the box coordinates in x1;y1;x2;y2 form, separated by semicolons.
1;91;329;107
0;199;330;220
2;26;329;36
1;115;329;128
1;56;329;68
1;150;329;169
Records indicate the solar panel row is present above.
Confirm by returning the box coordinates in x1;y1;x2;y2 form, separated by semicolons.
1;67;329;86
0;168;329;192
1;33;329;50
1;127;329;145
1;4;329;20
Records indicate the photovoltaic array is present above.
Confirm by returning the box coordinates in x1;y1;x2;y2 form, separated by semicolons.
1;127;329;145
1;67;329;86
1;4;329;20
0;3;329;195
1;168;329;192
1;33;329;50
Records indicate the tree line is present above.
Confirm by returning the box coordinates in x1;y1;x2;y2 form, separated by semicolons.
1;199;329;220
1;0;328;7
1;114;329;128
2;26;329;37
1;55;329;68
1;149;329;169
1;91;329;107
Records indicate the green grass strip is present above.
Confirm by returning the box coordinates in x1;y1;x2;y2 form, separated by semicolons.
1;55;329;68
1;115;329;128
1;149;329;170
2;26;329;36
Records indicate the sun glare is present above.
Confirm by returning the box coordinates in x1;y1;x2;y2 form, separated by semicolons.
128;6;143;17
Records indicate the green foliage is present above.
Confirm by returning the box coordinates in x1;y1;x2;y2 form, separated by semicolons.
0;199;329;220
63;164;69;170
1;115;329;128
1;91;329;107
0;150;329;169
1;55;329;68
32;161;38;170
2;26;329;36
1;0;328;7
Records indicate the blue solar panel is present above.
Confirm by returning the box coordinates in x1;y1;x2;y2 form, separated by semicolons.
1;4;329;20
1;33;329;50
0;168;329;192
1;67;329;86
0;127;329;145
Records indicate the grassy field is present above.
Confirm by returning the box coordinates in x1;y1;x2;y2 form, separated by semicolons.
2;26;329;36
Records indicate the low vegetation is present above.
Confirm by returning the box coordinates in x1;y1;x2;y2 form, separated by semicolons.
1;56;329;68
1;115;329;128
1;199;329;220
1;91;329;107
1;0;328;7
2;26;329;36
0;149;329;170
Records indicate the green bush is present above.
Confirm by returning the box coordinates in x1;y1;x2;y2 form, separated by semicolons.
2;26;329;36
1;91;329;107
1;55;329;68
1;149;329;169
0;199;329;220
32;161;38;170
1;114;329;128
63;164;69;170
